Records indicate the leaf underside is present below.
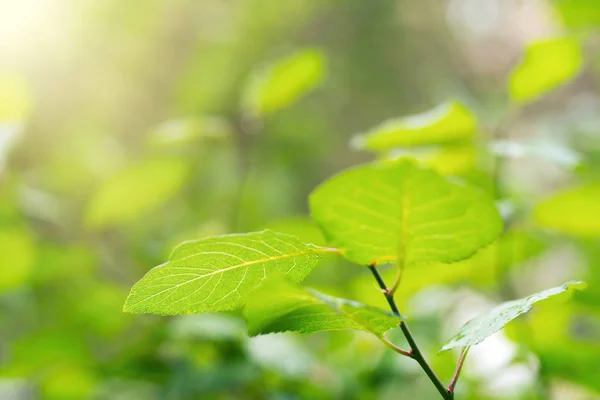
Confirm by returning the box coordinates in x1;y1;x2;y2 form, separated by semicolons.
440;281;586;352
244;276;402;337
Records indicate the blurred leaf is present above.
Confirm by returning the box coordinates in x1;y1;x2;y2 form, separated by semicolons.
244;276;401;336
147;116;231;148
351;101;477;151
440;281;585;352
0;228;35;291
124;230;332;315
554;0;600;28
509;38;583;103
385;144;477;176
309;160;502;266
534;183;600;237
489;139;581;168
85;157;188;229
241;48;325;116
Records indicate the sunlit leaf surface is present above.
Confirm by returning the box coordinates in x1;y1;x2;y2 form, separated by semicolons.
85;157;188;229
534;184;600;237
124;230;329;315
310;160;502;266
242;48;325;116
245;276;401;336
509;38;582;103
352;101;477;150
440;281;586;351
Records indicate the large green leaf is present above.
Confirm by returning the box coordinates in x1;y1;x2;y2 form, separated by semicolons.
241;48;325;116
351;101;477;151
440;281;585;352
123;230;332;315
509;38;582;103
309;160;502;266
534;183;600;237
244;276;401;336
85;157;188;229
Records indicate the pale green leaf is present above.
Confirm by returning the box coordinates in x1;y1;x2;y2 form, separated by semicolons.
351;101;477;151
509;38;583;103
440;281;586;352
147;116;231;148
309;160;503;266
534;183;600;237
85;157;188;229
123;230;331;315
242;48;325;116
244;276;401;336
384;144;477;176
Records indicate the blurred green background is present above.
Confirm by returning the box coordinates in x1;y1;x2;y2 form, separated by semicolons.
1;0;600;399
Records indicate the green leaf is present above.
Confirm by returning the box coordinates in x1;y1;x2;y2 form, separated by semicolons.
534;183;600;237
147;116;231;148
555;0;600;29
85;157;188;229
309;160;502;266
244;276;401;336
509;38;583;103
440;281;586;352
384;144;477;176
242;48;325;116
351;101;477;151
123;230;332;315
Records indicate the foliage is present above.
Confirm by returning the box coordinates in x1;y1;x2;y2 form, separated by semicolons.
1;1;600;400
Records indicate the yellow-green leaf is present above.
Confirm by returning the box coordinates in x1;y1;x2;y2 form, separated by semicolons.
123;230;331;315
534;183;600;237
244;276;401;336
309;160;502;266
241;48;325;116
509;38;583;103
147;116;231;148
352;101;477;151
85;157;188;229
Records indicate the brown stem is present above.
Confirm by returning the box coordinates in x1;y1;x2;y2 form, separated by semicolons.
368;265;453;400
448;346;470;393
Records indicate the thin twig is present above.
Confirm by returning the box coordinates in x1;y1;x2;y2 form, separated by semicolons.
387;264;403;296
448;346;470;393
368;265;453;400
379;336;413;358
